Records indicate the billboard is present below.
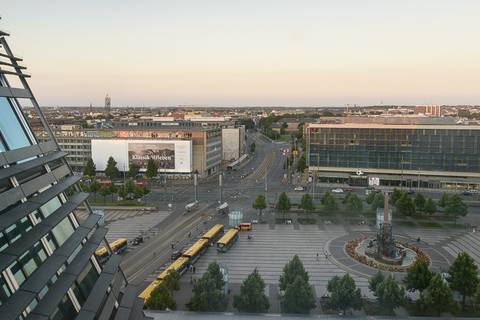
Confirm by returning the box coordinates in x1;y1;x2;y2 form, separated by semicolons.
368;176;380;186
92;139;192;173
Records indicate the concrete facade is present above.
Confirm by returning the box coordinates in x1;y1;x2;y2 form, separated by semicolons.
221;126;245;161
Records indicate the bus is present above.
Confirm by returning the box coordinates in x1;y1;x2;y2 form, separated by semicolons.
216;228;239;253
185;201;199;213
202;224;224;243
138;257;189;302
237;222;252;231
216;202;229;215
182;238;209;264
95;238;128;264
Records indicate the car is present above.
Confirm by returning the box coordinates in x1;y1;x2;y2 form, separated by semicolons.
461;190;473;196
131;235;143;246
251;219;259;224
331;188;344;193
170;250;182;260
344;188;353;192
269;203;276;208
406;190;415;195
294;186;304;191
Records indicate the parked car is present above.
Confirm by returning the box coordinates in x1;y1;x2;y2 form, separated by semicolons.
331;188;344;193
462;190;473;196
269;203;276;208
344;188;353;192
131;235;143;246
170;250;182;260
251;219;259;224
406;190;416;195
294;186;304;191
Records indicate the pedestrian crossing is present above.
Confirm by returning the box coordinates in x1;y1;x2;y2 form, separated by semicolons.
105;212;170;242
443;232;480;267
75;209;153;222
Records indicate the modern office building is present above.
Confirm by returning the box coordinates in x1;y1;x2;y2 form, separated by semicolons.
305;118;480;189
0;31;144;319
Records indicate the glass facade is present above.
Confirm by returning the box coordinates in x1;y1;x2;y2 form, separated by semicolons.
307;126;480;173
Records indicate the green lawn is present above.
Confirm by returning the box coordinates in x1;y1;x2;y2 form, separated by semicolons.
417;221;442;228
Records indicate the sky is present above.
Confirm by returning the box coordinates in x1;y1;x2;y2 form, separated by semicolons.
2;1;480;107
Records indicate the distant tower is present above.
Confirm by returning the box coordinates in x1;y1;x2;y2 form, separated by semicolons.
105;93;111;116
89;102;93;113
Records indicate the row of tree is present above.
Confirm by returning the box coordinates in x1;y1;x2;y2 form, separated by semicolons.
81;178;149;203
84;156;159;179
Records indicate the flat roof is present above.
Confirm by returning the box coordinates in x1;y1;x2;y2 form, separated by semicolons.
306;123;480;130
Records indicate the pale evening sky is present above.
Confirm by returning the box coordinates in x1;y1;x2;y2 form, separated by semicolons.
2;1;480;107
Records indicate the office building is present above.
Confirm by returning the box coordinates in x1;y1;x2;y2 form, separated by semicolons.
0;31;143;319
221;126;245;162
306;118;480;189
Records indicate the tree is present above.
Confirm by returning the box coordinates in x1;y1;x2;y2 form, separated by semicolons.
163;270;180;291
474;283;480;311
118;187;127;200
125;179;136;194
368;271;385;295
448;252;479;309
104;156;120;179
145;158;158;179
89;180;101;201
276;192;291;221
417;273;458;316
366;191;376;205
424;198;437;215
279;255;309;291
83;158;96;177
252;194;267;218
390;188;403;205
371;192;385;211
108;182;118;201
134;186;145;199
375;276;406;314
404;260;433;293
233;269;270;313
345;193;363;213
207;261;225;291
281;275;316;314
250;142;256;153
321;192;338;212
300;193;315;214
445;194;468;224
395;193;415;216
439;193;449;208
145;283;176;310
98;186;110;204
128;163;140;178
327;274;363;314
414;193;426;213
296;153;307;173
187;263;227;311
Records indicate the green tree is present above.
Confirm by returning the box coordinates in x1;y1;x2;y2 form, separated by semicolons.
414;193;426;213
104;156;120;179
296;153;307;173
321;192;338;212
108;182;117;201
300;193;315;213
276;192;291;221
375;276;406;314
281;275;316;314
145;158;158;179
417;273;458;316
366;191;376;205
89;180;101;201
448;252;479;309
163;270;180;291
128;163;140;178
125;179;136;194
279;255;309;291
424;198;437;215
250;142;256;153
206;262;225;291
404;260;433;293
474;283;480;311
345;193;363;213
395;193;415;216
118;187;127;199
439;193;449;208
145;283;176;310
98;186;110;204
252;194;267;218
368;271;385;295
445;194;468;224
83;158;96;177
187;264;227;311
390;188;403;205
371;192;385;211
233;269;270;313
327;274;363;314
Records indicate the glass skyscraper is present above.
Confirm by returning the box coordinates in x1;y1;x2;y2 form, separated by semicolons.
0;31;144;319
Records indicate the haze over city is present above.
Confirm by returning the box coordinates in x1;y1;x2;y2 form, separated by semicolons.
3;0;480;106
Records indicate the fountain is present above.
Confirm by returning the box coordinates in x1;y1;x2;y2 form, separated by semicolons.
346;191;426;272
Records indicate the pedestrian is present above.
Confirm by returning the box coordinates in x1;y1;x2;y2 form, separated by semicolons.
316;253;319;261
193;266;196;273
188;231;191;238
171;242;175;249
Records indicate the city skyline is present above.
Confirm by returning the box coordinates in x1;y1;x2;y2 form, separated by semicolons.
3;1;480;106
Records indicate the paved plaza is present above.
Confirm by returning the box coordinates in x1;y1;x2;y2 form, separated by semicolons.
160;222;480;312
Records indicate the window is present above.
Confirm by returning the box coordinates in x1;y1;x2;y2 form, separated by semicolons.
9;261;26;287
51;217;75;246
0;97;32;150
19;242;48;277
50;295;77;320
0;274;12;306
15;165;46;185
0;233;7;252
5;216;33;244
40;197;62;219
